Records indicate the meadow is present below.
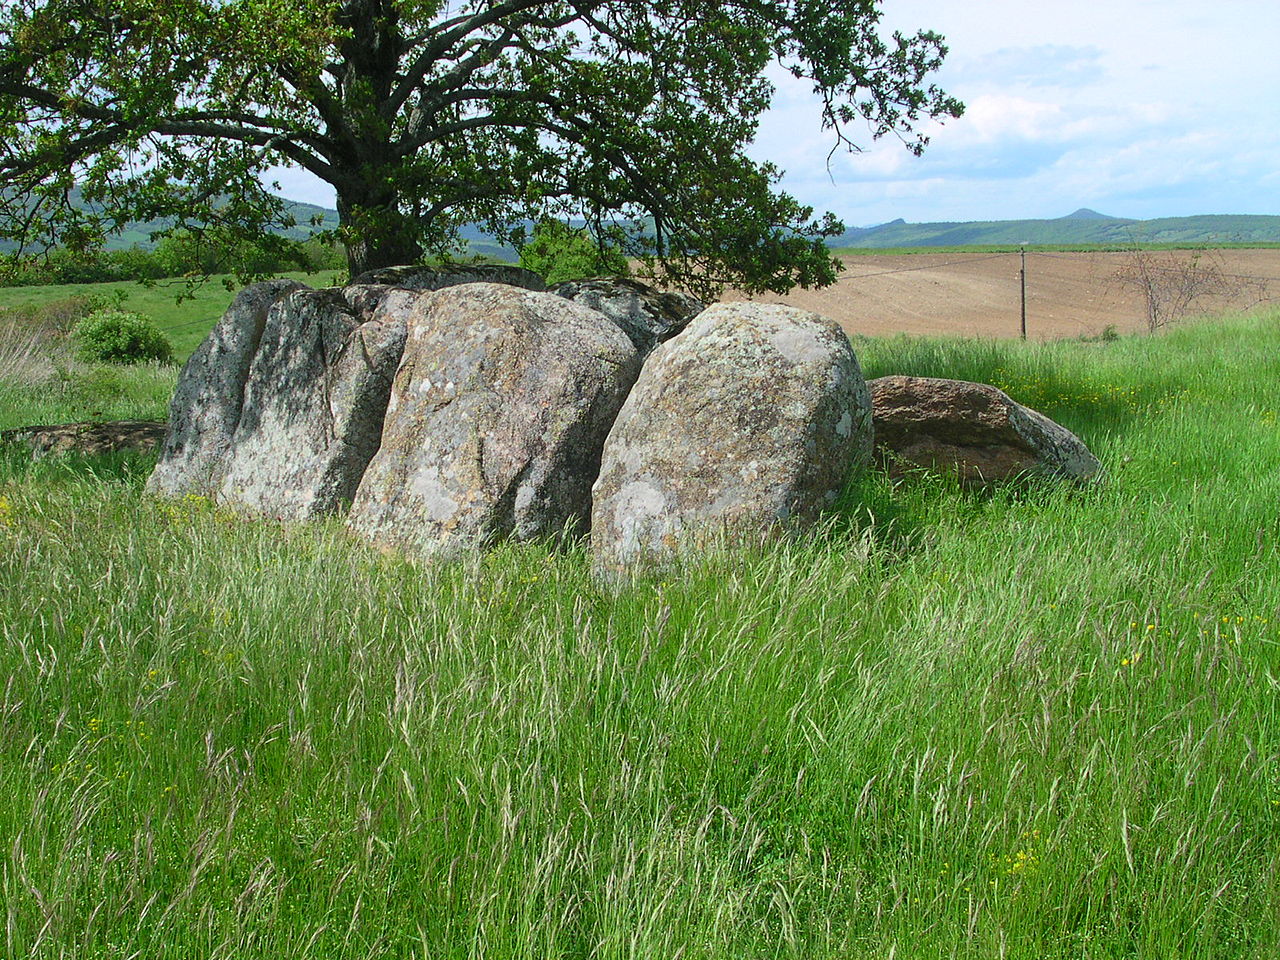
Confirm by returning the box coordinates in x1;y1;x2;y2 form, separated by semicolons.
1;293;1279;957
0;270;338;369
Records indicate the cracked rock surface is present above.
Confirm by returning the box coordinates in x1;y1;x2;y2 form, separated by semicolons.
147;279;304;498
216;285;413;519
551;277;703;356
347;283;641;555
3;420;167;459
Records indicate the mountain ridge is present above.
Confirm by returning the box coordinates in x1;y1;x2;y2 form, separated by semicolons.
44;194;1280;255
833;212;1280;248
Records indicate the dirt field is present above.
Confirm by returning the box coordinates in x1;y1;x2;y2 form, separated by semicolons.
722;248;1280;340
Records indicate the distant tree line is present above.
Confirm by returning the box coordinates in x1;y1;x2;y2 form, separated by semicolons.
2;232;347;287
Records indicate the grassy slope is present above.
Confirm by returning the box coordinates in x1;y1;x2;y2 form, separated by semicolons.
0;271;341;363
0;361;177;432
2;309;1279;957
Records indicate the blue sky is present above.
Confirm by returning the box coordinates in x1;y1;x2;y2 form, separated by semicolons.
268;0;1280;225
753;0;1280;225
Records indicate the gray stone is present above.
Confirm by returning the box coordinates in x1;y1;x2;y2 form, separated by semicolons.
146;279;305;498
351;263;547;292
591;301;872;575
551;277;704;355
347;282;641;555
216;286;414;519
2;420;167;459
341;282;400;321
869;375;1102;484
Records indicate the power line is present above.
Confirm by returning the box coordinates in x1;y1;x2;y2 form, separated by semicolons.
833;252;1012;283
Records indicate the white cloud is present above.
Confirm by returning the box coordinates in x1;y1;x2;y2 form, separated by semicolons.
753;0;1280;223
264;164;337;209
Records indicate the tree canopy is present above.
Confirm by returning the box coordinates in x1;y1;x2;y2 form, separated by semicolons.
0;0;962;294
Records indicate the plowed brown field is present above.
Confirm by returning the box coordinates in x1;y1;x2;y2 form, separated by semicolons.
721;249;1280;340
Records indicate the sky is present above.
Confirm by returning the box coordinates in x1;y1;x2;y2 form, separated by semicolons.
753;0;1280;225
267;0;1280;226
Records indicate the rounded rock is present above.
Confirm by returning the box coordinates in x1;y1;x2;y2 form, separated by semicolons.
591;301;872;575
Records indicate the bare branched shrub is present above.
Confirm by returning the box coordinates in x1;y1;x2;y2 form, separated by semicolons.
1113;245;1269;332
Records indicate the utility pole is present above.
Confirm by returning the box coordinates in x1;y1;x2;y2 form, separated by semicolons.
1019;244;1028;340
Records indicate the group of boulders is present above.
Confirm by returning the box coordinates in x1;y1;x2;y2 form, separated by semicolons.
130;265;1099;574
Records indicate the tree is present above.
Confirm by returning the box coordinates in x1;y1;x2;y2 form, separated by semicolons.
0;0;962;295
517;218;630;284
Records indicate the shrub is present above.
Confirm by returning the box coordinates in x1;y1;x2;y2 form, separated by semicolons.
518;219;630;285
72;310;173;365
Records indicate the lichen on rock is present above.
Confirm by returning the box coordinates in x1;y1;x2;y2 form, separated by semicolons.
146;279;305;498
347;282;641;555
591;301;873;576
216;285;413;519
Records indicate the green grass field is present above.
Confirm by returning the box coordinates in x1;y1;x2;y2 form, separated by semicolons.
2;303;1279;958
0;271;337;363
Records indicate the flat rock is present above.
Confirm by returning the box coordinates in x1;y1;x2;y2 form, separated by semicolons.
351;263;547;292
2;420;167;459
146;279;305;497
347;282;641;555
869;375;1101;483
551;277;704;355
217;285;414;519
591;301;872;575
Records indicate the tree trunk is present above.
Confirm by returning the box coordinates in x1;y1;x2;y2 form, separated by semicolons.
338;189;424;280
332;2;419;280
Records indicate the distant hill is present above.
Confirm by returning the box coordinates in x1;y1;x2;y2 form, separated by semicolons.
97;196;342;250
834;212;1280;249
24;192;1280;257
90;200;526;260
1057;208;1118;221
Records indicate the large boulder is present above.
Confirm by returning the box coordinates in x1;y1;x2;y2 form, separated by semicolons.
216;285;414;519
591;302;872;575
869;375;1101;484
347;283;641;555
146;279;305;498
351;263;546;292
551;277;704;355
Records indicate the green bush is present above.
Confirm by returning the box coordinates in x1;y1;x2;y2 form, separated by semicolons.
72;310;173;365
517;219;630;284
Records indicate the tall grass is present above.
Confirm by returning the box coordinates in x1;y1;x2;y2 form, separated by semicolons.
0;318;50;385
0;294;178;429
0;360;176;431
1;311;1279;957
